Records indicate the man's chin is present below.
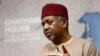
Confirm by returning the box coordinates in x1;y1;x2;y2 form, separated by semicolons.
47;35;55;41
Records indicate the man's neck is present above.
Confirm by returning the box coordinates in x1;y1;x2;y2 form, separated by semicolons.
53;32;71;45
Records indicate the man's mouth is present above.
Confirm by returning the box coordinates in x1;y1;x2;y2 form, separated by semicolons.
45;32;51;37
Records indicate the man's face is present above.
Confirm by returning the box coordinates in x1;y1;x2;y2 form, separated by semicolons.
41;16;65;41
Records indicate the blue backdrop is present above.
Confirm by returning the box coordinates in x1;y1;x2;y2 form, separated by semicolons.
79;12;100;51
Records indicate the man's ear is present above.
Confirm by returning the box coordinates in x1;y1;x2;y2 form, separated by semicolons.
62;18;68;28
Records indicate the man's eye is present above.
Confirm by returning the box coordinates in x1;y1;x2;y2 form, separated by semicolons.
47;21;52;25
42;22;45;26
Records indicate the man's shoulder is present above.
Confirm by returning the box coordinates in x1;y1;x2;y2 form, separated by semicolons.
73;37;91;42
72;37;100;55
43;42;54;49
34;43;53;56
71;37;92;46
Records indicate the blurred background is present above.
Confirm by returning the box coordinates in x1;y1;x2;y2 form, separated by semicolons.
0;0;100;56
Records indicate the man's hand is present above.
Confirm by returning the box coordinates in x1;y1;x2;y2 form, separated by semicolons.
62;45;70;56
63;53;70;56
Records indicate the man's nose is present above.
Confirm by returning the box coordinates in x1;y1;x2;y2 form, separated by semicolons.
44;24;49;30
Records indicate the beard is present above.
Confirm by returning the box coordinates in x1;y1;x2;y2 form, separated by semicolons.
48;35;55;41
44;32;55;41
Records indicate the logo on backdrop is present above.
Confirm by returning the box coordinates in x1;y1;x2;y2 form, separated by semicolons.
79;12;100;51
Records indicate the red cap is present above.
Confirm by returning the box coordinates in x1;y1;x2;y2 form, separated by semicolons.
41;3;68;20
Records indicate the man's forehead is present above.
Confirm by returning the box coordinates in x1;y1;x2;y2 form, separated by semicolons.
42;16;57;21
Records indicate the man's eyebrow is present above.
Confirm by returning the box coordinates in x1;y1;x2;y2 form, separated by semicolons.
41;18;51;24
46;19;50;22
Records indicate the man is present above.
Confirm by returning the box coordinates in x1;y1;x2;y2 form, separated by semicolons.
36;3;99;56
